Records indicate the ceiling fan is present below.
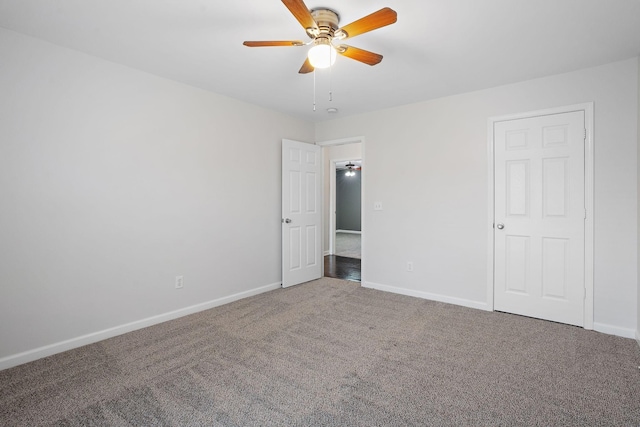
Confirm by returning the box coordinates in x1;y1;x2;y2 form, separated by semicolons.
243;0;397;74
344;162;360;176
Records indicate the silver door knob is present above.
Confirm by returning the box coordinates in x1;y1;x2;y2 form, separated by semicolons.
283;218;292;224
496;223;504;230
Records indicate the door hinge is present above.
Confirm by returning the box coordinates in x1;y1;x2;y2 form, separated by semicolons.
584;208;587;220
583;128;586;140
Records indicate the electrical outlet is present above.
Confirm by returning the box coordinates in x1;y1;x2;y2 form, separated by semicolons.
406;262;413;272
175;275;184;289
374;201;383;211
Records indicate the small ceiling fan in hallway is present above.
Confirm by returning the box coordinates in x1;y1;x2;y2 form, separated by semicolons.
243;0;397;73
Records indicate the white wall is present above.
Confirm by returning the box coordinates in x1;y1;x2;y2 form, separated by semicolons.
0;28;314;367
1;27;637;369
316;58;639;337
322;143;362;254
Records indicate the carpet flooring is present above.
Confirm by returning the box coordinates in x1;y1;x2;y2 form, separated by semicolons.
1;277;639;426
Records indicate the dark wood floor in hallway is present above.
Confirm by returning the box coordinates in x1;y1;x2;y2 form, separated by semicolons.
324;255;361;282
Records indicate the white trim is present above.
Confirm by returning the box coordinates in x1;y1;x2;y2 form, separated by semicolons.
361;143;366;285
486;119;496;312
0;282;281;371
321;147;328;274
317;136;366;282
583;103;595;329
593;323;637;339
329;159;337;254
336;229;362;235
330;160;363;255
363;282;635;340
329;157;363;255
487;103;595;330
316;136;365;147
363;281;490;312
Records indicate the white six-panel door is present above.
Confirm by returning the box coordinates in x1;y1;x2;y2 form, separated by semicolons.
282;139;322;288
494;111;585;326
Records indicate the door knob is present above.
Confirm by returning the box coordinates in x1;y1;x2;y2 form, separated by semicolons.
496;223;504;230
283;218;292;224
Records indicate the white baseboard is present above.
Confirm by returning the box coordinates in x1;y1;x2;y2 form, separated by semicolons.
336;230;361;235
362;282;638;341
0;282;282;371
593;322;637;339
362;281;490;312
323;250;331;256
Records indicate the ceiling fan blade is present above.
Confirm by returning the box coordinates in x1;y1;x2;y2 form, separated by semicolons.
337;45;383;66
299;58;314;74
243;41;304;47
282;0;317;31
336;7;397;40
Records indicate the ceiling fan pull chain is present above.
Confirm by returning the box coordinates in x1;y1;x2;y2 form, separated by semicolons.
329;48;333;102
313;68;316;112
329;55;333;102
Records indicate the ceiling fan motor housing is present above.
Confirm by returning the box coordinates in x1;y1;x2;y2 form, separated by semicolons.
307;8;340;38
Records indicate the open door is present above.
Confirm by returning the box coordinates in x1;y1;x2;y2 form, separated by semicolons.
282;139;322;287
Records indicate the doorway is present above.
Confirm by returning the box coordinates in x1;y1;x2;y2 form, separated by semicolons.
317;137;364;282
487;104;594;329
334;159;362;259
325;159;362;282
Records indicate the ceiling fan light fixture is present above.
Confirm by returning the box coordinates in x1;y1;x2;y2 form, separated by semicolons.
307;40;337;69
345;162;357;177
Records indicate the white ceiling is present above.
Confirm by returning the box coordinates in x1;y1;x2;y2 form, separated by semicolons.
1;0;639;123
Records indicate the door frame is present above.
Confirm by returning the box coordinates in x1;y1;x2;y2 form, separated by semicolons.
317;136;366;279
329;157;363;255
486;103;594;329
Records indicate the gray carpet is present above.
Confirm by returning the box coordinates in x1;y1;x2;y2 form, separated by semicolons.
335;232;361;259
1;277;639;426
